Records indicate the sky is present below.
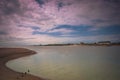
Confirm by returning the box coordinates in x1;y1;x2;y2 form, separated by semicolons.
0;0;120;45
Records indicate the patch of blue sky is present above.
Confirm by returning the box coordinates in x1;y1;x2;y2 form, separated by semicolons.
97;25;120;35
32;25;92;37
32;24;120;37
55;25;120;36
32;31;62;36
53;25;92;31
53;25;95;36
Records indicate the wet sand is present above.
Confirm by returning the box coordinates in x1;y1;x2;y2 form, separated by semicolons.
0;48;47;80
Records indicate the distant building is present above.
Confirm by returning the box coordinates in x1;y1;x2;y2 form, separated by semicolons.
97;41;111;45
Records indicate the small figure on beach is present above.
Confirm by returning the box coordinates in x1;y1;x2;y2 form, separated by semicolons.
28;69;30;73
24;72;27;75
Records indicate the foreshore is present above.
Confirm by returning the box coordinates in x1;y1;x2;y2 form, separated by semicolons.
0;48;46;80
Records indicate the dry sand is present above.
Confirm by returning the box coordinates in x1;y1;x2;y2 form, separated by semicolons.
0;48;47;80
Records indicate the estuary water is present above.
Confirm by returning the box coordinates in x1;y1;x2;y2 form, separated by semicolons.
6;46;120;80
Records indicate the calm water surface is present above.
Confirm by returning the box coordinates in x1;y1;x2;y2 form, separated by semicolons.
6;46;120;80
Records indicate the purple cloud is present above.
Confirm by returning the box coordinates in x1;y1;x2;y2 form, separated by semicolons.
0;0;120;45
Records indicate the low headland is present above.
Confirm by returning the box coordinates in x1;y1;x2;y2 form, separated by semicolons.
0;48;47;80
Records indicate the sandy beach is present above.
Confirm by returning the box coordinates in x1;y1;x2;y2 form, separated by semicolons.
0;48;46;80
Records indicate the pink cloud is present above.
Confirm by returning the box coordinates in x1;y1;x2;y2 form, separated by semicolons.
0;0;119;45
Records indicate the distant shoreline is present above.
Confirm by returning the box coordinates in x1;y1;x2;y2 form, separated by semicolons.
0;48;46;80
34;44;120;46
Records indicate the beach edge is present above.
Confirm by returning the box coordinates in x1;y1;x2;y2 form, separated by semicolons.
0;48;47;80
